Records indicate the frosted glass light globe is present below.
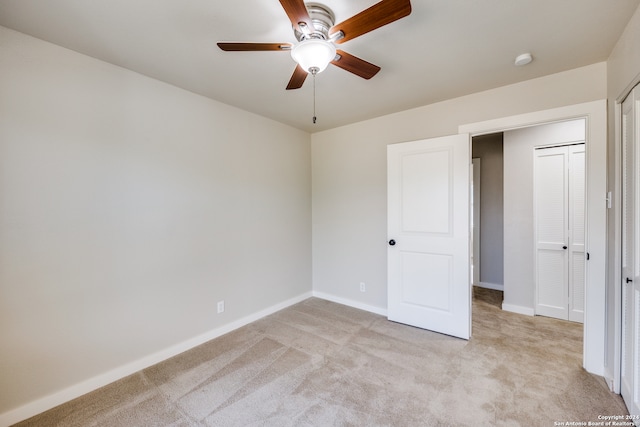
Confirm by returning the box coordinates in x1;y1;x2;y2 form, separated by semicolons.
291;39;336;73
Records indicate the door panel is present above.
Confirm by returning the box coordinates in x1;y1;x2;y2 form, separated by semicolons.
400;252;452;311
401;149;452;234
536;250;568;318
535;147;569;320
388;134;470;339
570;252;585;318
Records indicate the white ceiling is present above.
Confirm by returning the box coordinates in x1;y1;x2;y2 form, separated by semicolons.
1;0;638;133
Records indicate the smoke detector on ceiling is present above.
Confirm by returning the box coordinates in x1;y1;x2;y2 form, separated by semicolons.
514;53;533;66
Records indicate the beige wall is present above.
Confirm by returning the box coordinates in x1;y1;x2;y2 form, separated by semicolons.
312;62;607;311
607;4;640;102
605;3;640;389
0;26;311;419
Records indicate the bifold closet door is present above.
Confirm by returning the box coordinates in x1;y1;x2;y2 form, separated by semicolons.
534;144;585;322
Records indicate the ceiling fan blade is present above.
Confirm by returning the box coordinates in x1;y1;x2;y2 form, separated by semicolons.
279;0;315;35
331;50;381;79
286;64;308;90
330;0;412;44
217;42;292;51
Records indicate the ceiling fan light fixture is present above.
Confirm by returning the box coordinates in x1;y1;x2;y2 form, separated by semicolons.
291;39;336;74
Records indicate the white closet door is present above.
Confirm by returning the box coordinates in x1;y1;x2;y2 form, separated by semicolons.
535;146;569;320
621;84;640;418
568;145;585;323
534;143;585;322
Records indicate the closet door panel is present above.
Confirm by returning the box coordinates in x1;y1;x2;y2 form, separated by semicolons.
569;252;585;322
535;147;569;320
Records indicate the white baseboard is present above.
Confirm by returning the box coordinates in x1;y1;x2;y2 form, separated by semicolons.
0;291;313;427
312;291;387;317
502;303;535;316
475;282;504;291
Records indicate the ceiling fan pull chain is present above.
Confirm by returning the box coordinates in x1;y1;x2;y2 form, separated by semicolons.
312;71;317;124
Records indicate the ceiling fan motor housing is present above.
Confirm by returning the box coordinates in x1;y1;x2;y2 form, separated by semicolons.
294;3;336;41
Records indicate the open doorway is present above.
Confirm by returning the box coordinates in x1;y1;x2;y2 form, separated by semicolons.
471;119;587;316
461;100;607;376
470;120;587;362
471;133;504;293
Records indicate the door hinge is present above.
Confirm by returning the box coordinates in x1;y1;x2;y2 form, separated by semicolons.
586;252;590;260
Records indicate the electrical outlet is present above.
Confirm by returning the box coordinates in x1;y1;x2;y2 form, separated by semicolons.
359;282;366;292
217;300;225;314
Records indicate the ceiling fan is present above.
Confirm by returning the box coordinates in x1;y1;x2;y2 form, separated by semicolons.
217;0;412;90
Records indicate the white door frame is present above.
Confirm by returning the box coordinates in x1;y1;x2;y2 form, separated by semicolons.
472;158;481;287
620;84;640;417
612;77;640;395
459;99;607;377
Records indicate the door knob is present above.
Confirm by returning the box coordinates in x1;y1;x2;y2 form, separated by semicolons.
388;239;396;246
562;246;568;249
627;277;633;284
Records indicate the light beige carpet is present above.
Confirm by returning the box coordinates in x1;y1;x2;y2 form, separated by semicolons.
15;288;627;426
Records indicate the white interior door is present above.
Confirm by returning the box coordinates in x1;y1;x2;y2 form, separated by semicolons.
621;84;640;418
387;134;470;339
535;146;570;320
